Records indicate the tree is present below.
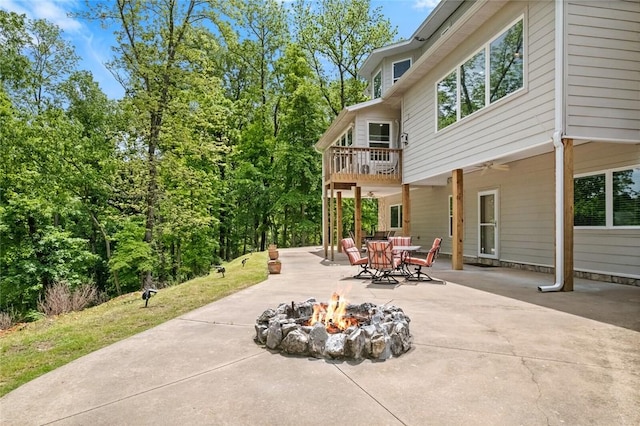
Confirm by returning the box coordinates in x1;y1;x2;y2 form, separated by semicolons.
82;0;215;288
293;0;396;115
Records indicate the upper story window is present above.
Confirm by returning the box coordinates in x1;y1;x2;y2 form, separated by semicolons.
574;166;640;228
437;17;524;131
368;121;391;161
368;122;390;149
334;127;353;147
393;58;411;84
373;70;382;99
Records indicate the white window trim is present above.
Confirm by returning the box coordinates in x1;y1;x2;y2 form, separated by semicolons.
392;58;412;84
574;165;640;230
434;14;526;132
367;120;393;147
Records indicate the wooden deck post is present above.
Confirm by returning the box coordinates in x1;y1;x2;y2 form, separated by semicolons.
330;181;335;261
355;186;362;250
336;191;343;252
402;184;411;237
562;139;574;291
452;169;464;270
322;187;328;258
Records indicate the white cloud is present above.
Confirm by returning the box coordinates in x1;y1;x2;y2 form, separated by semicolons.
413;0;440;11
1;0;83;33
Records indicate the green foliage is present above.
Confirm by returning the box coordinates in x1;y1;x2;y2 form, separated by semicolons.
108;220;154;293
293;0;396;114
1;0;396;315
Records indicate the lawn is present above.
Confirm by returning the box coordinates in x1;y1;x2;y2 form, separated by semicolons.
0;251;268;397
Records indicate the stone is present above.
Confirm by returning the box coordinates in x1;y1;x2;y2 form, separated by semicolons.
281;329;309;355
344;328;366;359
308;323;329;358
254;324;268;344
265;321;283;349
370;333;391;360
325;333;347;358
257;308;276;324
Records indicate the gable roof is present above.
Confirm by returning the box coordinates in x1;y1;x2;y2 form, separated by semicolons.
359;0;465;78
314;98;386;151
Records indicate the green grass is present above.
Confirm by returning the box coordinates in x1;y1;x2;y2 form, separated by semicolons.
0;251;268;397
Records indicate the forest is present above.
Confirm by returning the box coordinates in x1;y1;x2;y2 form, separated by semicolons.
0;0;396;319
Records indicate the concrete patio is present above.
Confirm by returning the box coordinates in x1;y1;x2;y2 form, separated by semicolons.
1;246;639;425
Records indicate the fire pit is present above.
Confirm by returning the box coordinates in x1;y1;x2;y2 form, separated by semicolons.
254;293;412;360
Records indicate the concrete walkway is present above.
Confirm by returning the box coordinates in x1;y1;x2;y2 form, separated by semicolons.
2;247;639;425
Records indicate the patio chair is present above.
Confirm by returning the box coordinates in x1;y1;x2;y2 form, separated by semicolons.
389;236;412;275
404;237;443;282
341;238;373;279
367;240;401;284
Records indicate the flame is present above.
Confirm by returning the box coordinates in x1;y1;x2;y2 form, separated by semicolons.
308;292;359;333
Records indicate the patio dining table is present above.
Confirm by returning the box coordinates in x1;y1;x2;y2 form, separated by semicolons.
392;245;422;276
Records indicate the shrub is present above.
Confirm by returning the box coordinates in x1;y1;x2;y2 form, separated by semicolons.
37;282;99;316
0;311;14;330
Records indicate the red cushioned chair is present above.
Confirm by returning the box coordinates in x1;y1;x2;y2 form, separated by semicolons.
341;238;373;279
405;237;443;282
388;236;412;275
367;240;401;284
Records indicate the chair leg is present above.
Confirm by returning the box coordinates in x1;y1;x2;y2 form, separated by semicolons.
405;265;446;284
406;265;434;281
354;264;374;279
372;269;398;284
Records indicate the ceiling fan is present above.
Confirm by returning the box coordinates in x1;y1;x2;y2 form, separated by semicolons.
478;161;510;175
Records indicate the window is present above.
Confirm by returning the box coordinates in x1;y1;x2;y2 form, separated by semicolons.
390;204;403;229
373;70;382;98
437;71;457;130
614;168;640;226
334;128;353;147
437;17;524;131
393;59;411;83
368;122;391;161
448;195;453;237
490;20;524;103
574;167;640;227
461;50;485;118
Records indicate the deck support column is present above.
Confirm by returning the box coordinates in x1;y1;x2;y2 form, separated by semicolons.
322;187;328;258
402;184;411;237
336;191;343;252
355;187;362;250
452;169;464;270
330;181;335;261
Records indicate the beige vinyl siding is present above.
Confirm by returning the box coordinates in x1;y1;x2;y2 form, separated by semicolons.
402;0;556;183
566;0;640;142
352;105;400;148
392;142;639;277
384;186;451;254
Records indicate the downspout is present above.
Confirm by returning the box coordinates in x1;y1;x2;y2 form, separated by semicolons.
539;0;565;292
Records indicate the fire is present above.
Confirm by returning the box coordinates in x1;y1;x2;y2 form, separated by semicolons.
307;292;359;333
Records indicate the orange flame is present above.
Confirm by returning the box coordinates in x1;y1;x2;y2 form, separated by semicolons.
308;292;359;333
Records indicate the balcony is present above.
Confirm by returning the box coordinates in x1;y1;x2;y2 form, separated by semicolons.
323;146;402;189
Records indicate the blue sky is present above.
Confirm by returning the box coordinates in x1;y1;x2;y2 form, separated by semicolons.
0;0;437;100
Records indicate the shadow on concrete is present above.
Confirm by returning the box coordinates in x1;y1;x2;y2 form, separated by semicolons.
309;247;640;332
430;264;640;332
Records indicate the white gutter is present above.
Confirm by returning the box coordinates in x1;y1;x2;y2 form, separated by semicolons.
539;0;565;292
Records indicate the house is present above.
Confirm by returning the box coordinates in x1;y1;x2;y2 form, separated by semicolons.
315;0;640;290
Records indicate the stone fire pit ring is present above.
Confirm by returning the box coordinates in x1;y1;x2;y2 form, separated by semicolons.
254;298;412;361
